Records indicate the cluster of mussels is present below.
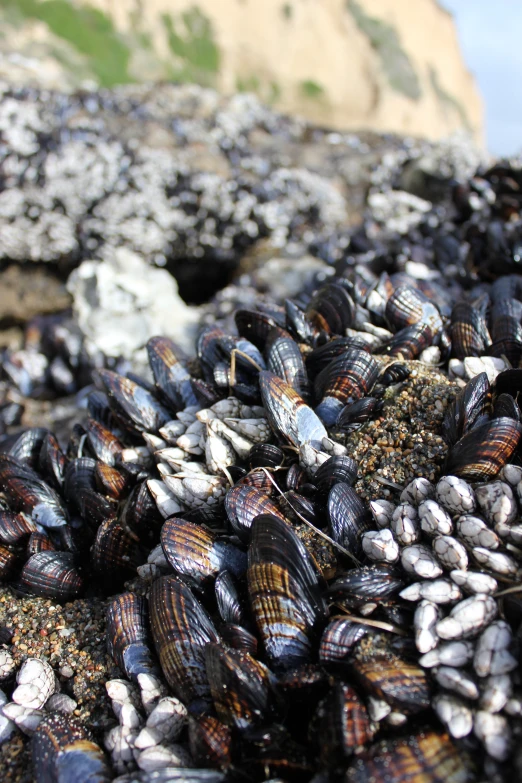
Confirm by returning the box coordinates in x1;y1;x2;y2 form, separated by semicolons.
1;270;522;783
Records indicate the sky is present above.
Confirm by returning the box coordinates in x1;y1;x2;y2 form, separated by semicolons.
444;1;522;156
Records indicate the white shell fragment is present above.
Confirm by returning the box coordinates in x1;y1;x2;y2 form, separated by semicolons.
414;600;441;653
450;570;498;595
400;579;461;605
361;529;399;563
433;693;473;738
390;503;421;546
436;594;498;640
401;544;443;579
418;500;453;537
144;697;187;743
473;620;517;678
436;476;476;515
433;666;479;700
366;696;391;722
474;711;511;761
471;547;519;577
0;649;15;681
499;464;522;486
104;725;137;774
12;658;55;710
399;477;435;506
45;693;77;714
137;674;168;715
369;499;395;529
474;481;518;527
480;674;512;713
419;641;475;668
136;743;193;771
2;703;44;734
455;516;500;550
432;535;468;571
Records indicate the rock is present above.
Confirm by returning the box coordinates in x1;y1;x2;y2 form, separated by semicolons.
0;265;71;323
67;248;200;361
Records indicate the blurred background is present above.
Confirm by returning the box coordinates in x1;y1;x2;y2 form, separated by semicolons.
0;0;496;149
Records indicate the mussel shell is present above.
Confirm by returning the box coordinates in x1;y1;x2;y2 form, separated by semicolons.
19;552;83;601
327;483;372;557
494;367;522;398
442;371;491;447
149;576;221;707
198;327;227;383
33;713;111;783
235;467;278;494
234;310;279;351
305;282;356;335
326;565;405;607
38;432;65;491
27;531;55;556
188;715;232;769
314;456;358;494
385;321;435;360
285;299;316;344
215;570;245;625
386;286;441;332
445;415;522;480
8;427;48;469
219;623;258;656
351;653;431;714
106;592;158;681
91;518;145;587
493;392;521;421
247;514;326;670
0;510;37;544
147;335;198;409
315;684;373;763
267;336;310;401
259;371;327;451
336;398;382;430
225;486;286;542
95;462;130;500
0;542;23;580
99;369;172;433
450;301;491;359
278;490;322;528
218;334;266;374
319;618;369;665
161;518;247;583
315;349;380;426
205;642;276;730
84;418;123;467
191;378;224;408
0;454;68;528
121;481;164;544
345;731;470;783
306;337;370;380
248;443;285;470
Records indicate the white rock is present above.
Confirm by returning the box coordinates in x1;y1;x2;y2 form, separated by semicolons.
67;248;200;362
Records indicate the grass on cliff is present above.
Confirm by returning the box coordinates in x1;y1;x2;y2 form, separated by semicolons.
429;65;470;129
162;6;220;86
347;0;422;101
0;0;131;86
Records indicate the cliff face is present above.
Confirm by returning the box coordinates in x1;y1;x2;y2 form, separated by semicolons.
0;0;483;143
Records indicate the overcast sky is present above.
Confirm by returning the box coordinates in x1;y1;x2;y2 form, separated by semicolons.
445;1;522;156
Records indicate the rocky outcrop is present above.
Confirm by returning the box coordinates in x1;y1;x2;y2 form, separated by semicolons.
0;0;482;144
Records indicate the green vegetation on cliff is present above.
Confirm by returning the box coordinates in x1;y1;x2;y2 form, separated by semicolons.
162;6;220;86
0;0;131;86
347;0;421;101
